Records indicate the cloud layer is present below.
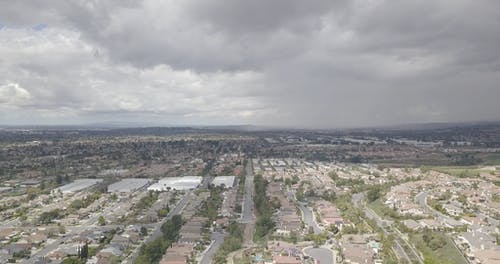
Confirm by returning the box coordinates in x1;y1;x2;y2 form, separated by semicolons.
1;0;499;127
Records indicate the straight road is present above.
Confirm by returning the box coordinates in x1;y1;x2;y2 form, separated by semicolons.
125;176;206;263
240;159;254;223
200;175;213;189
122;191;192;264
198;230;226;264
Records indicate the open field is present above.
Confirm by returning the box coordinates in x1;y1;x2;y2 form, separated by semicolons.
424;166;497;178
368;199;399;220
482;153;500;165
410;233;467;264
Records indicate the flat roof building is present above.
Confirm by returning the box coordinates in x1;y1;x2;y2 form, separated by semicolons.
56;179;103;193
148;176;202;191
108;178;153;193
211;176;236;188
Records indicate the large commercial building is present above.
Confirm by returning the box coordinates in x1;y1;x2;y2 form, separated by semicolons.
108;178;153;193
56;179;103;193
211;176;236;188
147;176;202;191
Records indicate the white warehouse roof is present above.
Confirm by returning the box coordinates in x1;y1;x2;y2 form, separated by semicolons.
211;176;236;188
147;176;202;191
57;179;103;193
108;178;153;193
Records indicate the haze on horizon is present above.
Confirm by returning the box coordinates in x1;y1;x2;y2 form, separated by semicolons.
1;0;499;129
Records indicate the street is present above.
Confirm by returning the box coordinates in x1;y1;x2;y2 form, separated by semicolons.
296;202;322;234
198;230;226;264
123;191;192;264
240;159;254;223
288;189;322;234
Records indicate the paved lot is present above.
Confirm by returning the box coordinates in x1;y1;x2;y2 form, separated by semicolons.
304;247;334;264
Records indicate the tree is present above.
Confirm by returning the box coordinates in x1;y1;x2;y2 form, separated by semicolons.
80;243;89;259
328;224;339;234
213;222;243;264
61;258;85;264
381;233;395;260
58;224;66;234
296;187;305;202
270;197;281;209
367;186;382;202
56;175;63;185
349;155;363;163
422;229;447;250
253;175;275;241
234;204;242;213
134;215;184;264
70;199;84;210
140;226;148;237
329;171;339;181
38;209;62;224
290;231;298;243
26;187;40;200
157;208;169;218
322;190;336;202
97;216;106;226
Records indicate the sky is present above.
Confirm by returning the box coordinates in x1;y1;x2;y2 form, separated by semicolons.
0;0;499;128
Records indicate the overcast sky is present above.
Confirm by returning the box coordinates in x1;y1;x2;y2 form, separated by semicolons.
1;0;499;128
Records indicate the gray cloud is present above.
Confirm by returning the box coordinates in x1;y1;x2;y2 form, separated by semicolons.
0;0;499;127
185;0;347;34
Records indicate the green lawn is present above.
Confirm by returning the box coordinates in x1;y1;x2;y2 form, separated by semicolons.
410;233;467;264
368;198;399;220
234;257;252;264
483;154;500;166
427;166;485;178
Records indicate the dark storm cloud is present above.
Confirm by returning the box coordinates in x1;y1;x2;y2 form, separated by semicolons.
0;0;499;127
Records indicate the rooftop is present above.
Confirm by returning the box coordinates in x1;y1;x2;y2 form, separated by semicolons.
108;178;153;193
148;176;202;191
56;179;103;193
211;176;236;188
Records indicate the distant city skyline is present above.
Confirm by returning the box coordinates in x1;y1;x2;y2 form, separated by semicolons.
1;1;500;128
